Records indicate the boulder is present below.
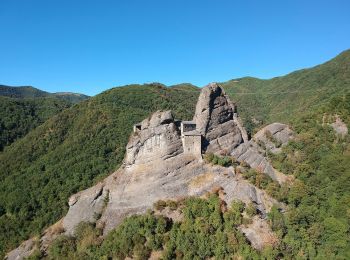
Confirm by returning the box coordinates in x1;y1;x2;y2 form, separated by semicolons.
6;239;37;260
240;216;278;250
331;115;348;138
253;123;294;154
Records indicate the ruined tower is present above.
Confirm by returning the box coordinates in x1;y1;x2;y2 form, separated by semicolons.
180;121;202;157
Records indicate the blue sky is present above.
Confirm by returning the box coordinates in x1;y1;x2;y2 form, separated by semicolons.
1;0;349;96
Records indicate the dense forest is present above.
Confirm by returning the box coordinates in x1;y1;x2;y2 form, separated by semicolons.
0;85;89;151
0;50;349;258
0;96;71;151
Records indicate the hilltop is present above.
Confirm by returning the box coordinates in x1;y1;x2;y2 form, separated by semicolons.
0;85;90;103
0;86;90;151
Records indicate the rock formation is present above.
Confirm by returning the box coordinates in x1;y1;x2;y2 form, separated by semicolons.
125;110;183;166
7;83;293;259
330;115;348;138
231;123;294;183
193;82;248;153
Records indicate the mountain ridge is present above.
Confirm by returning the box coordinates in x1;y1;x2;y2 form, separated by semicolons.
0;85;90;103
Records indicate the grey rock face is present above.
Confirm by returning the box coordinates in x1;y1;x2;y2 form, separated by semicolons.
254;123;294;154
231;141;289;184
6;239;36;260
62;154;277;236
125;110;183;166
63;182;109;235
193;83;248;153
231;123;294;184
240;216;278;250
331;115;348;138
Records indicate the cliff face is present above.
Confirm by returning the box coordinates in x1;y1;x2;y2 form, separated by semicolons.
7;83;294;259
193;83;248;153
124;110;183;166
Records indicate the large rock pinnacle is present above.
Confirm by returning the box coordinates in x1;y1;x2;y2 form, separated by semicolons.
193;82;248;154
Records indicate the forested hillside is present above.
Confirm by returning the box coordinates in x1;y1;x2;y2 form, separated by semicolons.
222;49;350;134
0;85;90;151
0;84;200;257
0;96;71;151
0;85;90;103
0;85;49;98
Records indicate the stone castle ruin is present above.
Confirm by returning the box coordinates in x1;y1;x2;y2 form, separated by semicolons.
132;119;202;159
130;82;248;161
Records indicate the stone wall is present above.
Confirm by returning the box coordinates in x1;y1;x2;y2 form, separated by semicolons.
182;135;201;157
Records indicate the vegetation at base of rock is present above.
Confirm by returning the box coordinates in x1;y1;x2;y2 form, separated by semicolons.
44;195;273;259
204;152;238;167
153;199;180;211
0;84;200;258
245;202;258;217
265;93;350;258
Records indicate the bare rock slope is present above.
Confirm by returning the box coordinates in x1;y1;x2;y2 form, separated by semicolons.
7;83;293;259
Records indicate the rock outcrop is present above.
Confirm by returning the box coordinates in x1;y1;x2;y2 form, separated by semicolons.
331;115;348;138
125;110;183;166
240;216;278;250
5;239;37;260
7;83;293;259
254;123;294;154
231;123;294;183
193;82;248;153
61;83;288;236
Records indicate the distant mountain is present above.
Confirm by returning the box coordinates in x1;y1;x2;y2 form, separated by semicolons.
169;83;198;90
0;85;48;98
0;85;90;103
0;96;71;151
0;86;89;151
